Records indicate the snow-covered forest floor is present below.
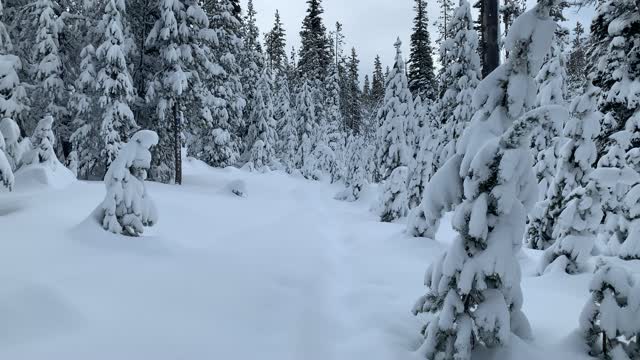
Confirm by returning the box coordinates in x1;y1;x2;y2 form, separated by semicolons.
0;159;635;359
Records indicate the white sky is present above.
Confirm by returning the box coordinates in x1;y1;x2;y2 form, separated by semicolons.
241;0;595;81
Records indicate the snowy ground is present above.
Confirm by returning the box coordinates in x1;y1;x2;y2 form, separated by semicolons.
0;159;631;359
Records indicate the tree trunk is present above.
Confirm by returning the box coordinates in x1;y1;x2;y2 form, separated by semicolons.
482;0;500;77
172;102;182;185
602;332;607;358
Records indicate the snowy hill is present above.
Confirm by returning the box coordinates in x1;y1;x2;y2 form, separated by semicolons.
0;159;632;359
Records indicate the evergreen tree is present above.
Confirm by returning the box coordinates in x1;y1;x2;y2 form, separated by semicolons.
567;22;587;96
240;0;264;153
95;0;137;172
246;68;277;172
344;47;362;133
146;0;213;184
335;134;367;202
191;0;245;169
264;10;287;73
433;0;481;168
69;44;100;179
31;0;67;148
275;73;298;173
407;100;434;210
413;3;565;357
324;61;345;180
538;84;603;273
298;0;331;82
295;79;317;177
0;117;22;171
375;39;413;181
23;115;56;166
500;0;526;49
371;55;385;106
408;0;437;100
531;27;569;199
435;0;455;46
0;0;28;129
378;165;409;222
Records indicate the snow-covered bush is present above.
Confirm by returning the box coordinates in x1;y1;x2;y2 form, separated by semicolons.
94;130;159;237
378;166;408;222
412;2;563;358
227;179;247;198
23;115;56;166
0;117;22;170
580;260;640;360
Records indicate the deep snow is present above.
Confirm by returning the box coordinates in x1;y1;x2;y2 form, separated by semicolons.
0;158;632;359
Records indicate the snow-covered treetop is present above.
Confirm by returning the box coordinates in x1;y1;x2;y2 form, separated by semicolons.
106;130;159;181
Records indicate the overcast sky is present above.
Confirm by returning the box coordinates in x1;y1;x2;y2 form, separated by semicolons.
241;0;594;80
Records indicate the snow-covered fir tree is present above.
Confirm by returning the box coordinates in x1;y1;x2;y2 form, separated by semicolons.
295;79;317;178
0;117;14;189
531;26;569;199
95;130;158;237
434;0;481;168
95;0;137;172
375;39;412;181
298;0;331;82
335;134;367;202
597;141;629;256
371;55;385;107
406;106;433;210
23;115;56;166
0;117;22;170
567;22;587;96
191;0;245;170
274;73;297;173
412;3;565;358
0;0;28;130
580;260;640;360
537;84;602;273
264;10;287;73
408;0;437;100
344;48;362;134
246;68;277;172
323;62;345;182
69;43;100;180
527;84;596;252
378;165;409;222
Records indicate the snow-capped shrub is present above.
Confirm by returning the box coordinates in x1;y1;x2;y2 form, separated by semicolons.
94;130;159;237
580;260;640;360
0;125;14;190
378;165;408;222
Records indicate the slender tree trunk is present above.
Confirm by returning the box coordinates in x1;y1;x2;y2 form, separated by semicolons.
173;102;182;185
482;0;500;76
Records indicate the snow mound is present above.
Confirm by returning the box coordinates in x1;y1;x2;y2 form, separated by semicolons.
13;161;76;191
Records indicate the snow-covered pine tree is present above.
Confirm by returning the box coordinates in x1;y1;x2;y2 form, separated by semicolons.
344;48;362;134
324;61;345;182
0;117;14;189
240;0;264;153
95;0;137;172
23;115;56;166
294;79;319;178
274;73;297;172
531;25;569;199
371;55;385;107
434;0;481;168
580;260;640;360
0;117;22;170
69;43;101;180
590;0;640;160
146;0;214;183
500;0;526;53
298;0;331;82
597;141;629;256
407;110;433;210
378;165;409;222
537;84;602;273
335;134;367;202
31;0;67;142
95;130;159;237
567;22;587;96
264;10;287;73
408;0;437;100
246;67;277;172
193;0;245;169
412;3;565;357
527;84;596;252
435;0;455;47
0;0;29;130
375;38;412;181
